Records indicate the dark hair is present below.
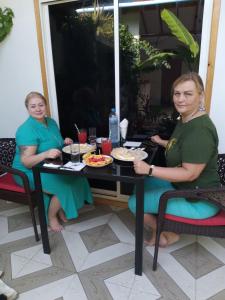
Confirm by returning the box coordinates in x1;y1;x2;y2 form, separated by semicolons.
172;72;204;95
25;92;47;108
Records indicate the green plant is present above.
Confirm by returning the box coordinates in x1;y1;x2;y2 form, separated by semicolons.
120;24;174;73
161;8;199;70
0;7;14;43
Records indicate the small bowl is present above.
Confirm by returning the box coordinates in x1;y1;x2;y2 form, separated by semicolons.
96;137;105;144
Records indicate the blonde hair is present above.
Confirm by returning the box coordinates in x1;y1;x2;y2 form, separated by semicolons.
25;92;47;108
172;72;204;95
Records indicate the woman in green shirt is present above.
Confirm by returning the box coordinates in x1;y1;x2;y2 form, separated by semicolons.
13;92;93;232
128;72;220;247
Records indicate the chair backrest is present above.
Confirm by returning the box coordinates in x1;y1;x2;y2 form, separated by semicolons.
218;154;225;186
0;138;16;175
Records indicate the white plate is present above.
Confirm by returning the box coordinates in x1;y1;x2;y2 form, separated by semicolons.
62;143;96;154
111;147;148;162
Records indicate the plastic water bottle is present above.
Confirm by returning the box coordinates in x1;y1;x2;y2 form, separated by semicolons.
109;108;119;146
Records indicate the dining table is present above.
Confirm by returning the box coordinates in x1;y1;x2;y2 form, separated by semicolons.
32;145;158;276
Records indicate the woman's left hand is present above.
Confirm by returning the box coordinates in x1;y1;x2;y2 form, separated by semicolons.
133;160;150;175
64;137;73;145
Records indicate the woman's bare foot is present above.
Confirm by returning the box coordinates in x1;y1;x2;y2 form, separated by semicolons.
144;231;168;247
58;209;68;223
163;232;180;246
49;217;63;232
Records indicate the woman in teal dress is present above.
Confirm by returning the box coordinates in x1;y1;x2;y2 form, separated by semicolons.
13;92;93;232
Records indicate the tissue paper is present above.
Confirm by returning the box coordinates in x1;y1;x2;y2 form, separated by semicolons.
120;118;128;139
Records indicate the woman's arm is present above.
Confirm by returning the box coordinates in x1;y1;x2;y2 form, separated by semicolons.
133;160;206;183
19;145;61;169
150;135;168;148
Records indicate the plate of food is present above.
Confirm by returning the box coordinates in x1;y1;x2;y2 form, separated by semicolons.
83;153;113;167
111;147;148;162
62;143;96;154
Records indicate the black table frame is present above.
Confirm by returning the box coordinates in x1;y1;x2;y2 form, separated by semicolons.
33;163;145;275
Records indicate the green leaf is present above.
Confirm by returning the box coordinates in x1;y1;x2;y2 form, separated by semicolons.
139;52;174;70
161;9;199;58
0;7;14;43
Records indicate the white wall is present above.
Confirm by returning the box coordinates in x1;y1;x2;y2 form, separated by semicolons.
210;0;225;154
0;0;43;138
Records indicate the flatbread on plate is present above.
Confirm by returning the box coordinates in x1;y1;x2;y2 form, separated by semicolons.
62;143;96;154
111;147;148;161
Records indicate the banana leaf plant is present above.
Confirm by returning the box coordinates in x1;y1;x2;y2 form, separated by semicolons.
0;7;14;43
161;8;200;71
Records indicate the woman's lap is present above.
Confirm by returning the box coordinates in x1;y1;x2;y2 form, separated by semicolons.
128;177;219;219
14;172;93;219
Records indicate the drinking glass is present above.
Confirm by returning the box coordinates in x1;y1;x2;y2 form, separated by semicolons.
78;129;87;143
101;138;112;155
88;127;96;145
70;144;80;165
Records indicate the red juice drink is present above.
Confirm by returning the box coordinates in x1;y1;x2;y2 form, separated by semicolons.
101;138;112;155
78;129;87;143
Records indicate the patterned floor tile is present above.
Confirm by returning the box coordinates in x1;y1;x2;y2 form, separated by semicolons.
11;245;52;278
18;275;87;300
171;242;224;279
105;268;161;299
1;200;225;300
80;224;120;252
62;213;134;271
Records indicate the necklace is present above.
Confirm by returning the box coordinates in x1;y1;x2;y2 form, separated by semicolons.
181;110;201;123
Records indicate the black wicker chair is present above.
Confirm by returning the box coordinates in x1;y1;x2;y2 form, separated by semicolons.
0;138;39;241
153;154;225;270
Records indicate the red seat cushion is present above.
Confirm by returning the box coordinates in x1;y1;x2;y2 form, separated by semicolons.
165;210;225;226
0;173;25;193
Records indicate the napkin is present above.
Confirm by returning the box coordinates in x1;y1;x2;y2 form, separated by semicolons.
43;163;61;168
123;141;142;147
62;162;85;171
120;118;128;139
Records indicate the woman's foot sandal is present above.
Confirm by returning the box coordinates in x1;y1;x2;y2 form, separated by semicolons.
49;217;63;232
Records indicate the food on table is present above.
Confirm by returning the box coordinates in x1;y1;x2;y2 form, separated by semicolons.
62;143;96;154
83;153;113;167
111;147;148;161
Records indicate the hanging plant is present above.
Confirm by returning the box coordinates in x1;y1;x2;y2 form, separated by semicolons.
0;7;14;43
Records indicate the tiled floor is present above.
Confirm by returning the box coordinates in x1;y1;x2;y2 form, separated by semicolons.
1;200;225;300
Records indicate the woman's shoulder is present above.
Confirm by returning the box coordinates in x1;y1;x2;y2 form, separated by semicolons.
16;117;37;137
46;117;58;126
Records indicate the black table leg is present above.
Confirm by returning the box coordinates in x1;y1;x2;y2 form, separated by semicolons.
33;167;51;254
135;179;144;275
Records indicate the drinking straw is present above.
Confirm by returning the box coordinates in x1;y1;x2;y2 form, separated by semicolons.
74;123;80;134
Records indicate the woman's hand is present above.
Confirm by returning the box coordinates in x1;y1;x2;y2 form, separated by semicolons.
150;135;168;148
46;149;61;159
64;137;73;145
133;160;150;175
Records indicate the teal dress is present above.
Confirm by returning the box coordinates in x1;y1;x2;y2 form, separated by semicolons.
13;116;93;219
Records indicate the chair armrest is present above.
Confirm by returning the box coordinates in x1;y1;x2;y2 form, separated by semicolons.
0;163;32;194
158;186;225;219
